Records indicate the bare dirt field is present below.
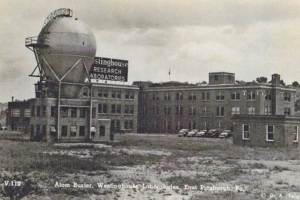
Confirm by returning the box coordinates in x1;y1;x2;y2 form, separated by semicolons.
0;131;300;200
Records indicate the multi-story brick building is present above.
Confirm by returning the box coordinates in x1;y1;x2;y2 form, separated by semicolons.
8;82;138;142
136;72;296;134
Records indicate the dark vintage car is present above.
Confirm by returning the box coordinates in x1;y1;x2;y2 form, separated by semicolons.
206;129;221;138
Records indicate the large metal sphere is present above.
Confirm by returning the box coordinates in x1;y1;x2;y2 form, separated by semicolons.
38;17;97;98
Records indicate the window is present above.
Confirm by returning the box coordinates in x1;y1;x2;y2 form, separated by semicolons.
248;107;255;115
83;87;89;97
231;107;240;115
51;106;57;117
61;107;68;118
98;89;108;98
153;106;159;115
284;108;291;116
294;126;298;143
12;109;20;117
71;108;77;118
175;106;183;115
231;92;240;100
124;120;129;129
50;125;56;134
62;125;67;137
284;93;291;102
214;75;218;81
110;105;121;114
201;92;210;100
125;91;134;99
92;108;96;118
165;121;171;131
124;120;134;130
177;121;182;130
189;121;196;130
129;120;133;130
266;125;274;141
176;92;183;100
111;105;116;113
216;106;225;116
24;109;31;118
202;122;207;130
189;106;196;116
31;106;35;117
188;92;196;100
125;105;134;114
36;106;41;117
70;125;76;137
242;124;250;140
31;124;34;135
98;104;107;114
79;126;85;136
42;106;46;117
42;125;46;135
202;107;207;116
112;91;121;99
116;120;121;132
164;107;171;116
152;93;159;101
265;91;272;100
264;107;272;115
216;91;225;100
36;125;40;135
247;91;256;100
80;108;86;118
111;120;116;133
164;93;171;101
129;105;133;114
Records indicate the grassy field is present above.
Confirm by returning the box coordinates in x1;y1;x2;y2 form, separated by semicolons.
0;131;300;199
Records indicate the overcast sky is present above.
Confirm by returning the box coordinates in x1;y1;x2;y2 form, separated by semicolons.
1;0;300;102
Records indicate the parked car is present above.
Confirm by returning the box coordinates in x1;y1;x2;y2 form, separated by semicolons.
219;130;233;139
0;127;7;131
195;130;208;137
187;129;198;137
178;129;189;137
206;129;220;138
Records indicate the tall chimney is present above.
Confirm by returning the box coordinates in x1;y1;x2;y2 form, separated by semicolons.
11;96;14;102
271;74;281;85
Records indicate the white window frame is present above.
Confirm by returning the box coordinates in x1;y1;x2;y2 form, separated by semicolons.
264;107;271;115
248;107;255;115
266;125;274;142
242;124;250;140
231;107;240;115
294;126;298;143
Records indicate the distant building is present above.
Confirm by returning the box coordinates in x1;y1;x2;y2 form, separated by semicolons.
137;73;296;135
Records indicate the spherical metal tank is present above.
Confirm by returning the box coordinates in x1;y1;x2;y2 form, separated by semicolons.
38;16;96;98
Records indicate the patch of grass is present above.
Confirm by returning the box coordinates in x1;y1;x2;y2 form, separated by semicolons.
218;167;243;181
248;162;266;169
272;165;289;172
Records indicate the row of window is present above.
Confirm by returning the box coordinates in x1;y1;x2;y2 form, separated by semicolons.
146;91;291;101
30;125;106;137
31;105;136;118
242;125;298;142
148;106;291;116
110;120;134;133
83;89;135;99
98;104;134;114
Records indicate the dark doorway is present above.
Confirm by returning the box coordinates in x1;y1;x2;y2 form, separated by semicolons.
100;126;105;137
